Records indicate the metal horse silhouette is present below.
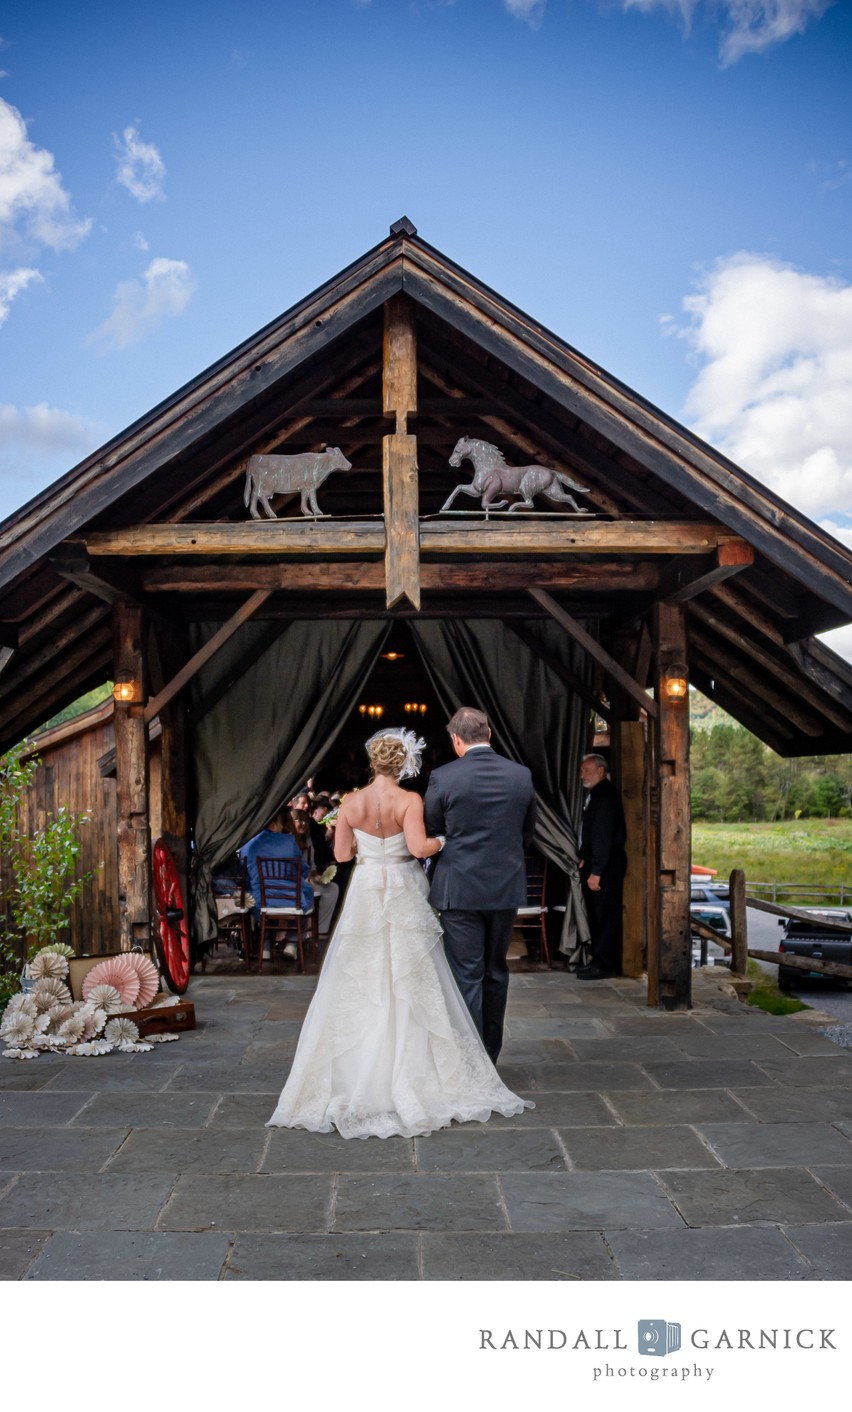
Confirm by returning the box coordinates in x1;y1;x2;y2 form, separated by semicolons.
441;437;590;513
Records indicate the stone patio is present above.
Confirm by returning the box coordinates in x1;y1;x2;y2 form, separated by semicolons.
2;969;852;1280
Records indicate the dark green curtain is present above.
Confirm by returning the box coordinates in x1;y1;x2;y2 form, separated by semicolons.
190;618;389;945
410;618;592;953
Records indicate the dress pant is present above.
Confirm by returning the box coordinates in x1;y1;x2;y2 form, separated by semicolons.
439;908;517;1063
581;867;624;974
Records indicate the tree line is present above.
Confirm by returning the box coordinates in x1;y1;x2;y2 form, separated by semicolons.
691;722;852;822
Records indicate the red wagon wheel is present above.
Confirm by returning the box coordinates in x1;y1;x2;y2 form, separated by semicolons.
152;838;190;994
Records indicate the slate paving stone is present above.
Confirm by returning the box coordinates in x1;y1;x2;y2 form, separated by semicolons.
0;1172;174;1229
698;1121;852;1168
521;1062;654;1091
25;1230;233;1280
421;1231;618;1280
596;1017;709;1037
208;1094;281;1126
604;1090;754;1126
566;1037;685;1062
163;1065;283;1091
729;1088;852;1123
70;1093;219;1128
0;1091;90;1126
501;1003;551;1018
225;1232;420;1279
0;1065;65;1091
106;1126;267;1174
772;1033;847;1056
470;1091;617;1129
496;1041;574;1064
658;1167;851;1226
642;1060;777;1089
492;1064;534;1090
264;1128;416;1173
0;1229;49;1278
671;1033;794;1060
501;1171;684;1231
43;1065;183;1091
157;1174;333;1232
607;1225;812;1280
414;1128;567;1173
333;1174;505;1232
560;1125;722;1171
505;1018;608;1040
810;1167;852;1208
784;1223;852;1278
0;1126;129;1172
755;1057;852;1087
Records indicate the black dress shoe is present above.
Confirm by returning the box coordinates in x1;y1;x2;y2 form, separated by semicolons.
576;964;615;980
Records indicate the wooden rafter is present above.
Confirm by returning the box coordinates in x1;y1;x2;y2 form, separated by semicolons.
143;589;271;725
528;587;658;719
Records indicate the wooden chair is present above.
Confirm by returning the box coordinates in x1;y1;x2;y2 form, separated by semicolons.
213;857;253;967
515;855;551;969
256;855;317;974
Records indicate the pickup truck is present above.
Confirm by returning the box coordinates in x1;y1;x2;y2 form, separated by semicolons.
777;908;852;991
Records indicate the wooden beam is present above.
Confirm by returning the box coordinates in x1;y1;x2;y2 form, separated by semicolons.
383;434;420;610
49;543;142;607
0;602;108;706
729;868;748;977
142;560;661;595
744;895;852;931
658;541;755;604
383;294;417;433
690;622;826;736
504;621;610;720
112;603;151;953
529;588;658;719
77;520;741;558
652;602;691;1010
143;589;271;725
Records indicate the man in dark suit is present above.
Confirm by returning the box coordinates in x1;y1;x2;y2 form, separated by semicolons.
577;753;626;980
424;707;536;1063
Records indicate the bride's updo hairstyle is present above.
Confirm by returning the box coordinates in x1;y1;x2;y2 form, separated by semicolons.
368;734;407;779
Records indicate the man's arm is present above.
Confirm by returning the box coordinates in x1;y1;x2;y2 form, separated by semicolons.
521;783;537;851
423;772;446;837
586;791;619;876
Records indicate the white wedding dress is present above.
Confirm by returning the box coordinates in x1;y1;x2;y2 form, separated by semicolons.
266;828;532;1139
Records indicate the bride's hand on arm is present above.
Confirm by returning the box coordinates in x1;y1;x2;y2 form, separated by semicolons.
403;796;442;858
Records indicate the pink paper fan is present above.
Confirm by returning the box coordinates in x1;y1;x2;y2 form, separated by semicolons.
83;956;141;1009
124;953;160;1008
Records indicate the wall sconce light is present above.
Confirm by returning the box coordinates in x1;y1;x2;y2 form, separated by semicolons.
113;673;141;704
359;703;385;719
664;664;689;704
403;702;427;716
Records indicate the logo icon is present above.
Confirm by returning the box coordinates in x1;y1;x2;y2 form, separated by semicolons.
638;1320;681;1357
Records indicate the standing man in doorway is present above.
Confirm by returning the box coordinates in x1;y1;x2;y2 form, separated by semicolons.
424;707;536;1063
576;752;626;980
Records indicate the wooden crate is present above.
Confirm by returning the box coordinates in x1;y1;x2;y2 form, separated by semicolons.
112;995;196;1037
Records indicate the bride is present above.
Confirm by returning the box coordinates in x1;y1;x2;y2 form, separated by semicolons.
267;727;532;1139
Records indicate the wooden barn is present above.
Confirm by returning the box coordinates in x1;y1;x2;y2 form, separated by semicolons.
1;217;851;1008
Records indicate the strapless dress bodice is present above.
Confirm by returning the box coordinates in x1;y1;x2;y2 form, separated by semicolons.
352;828;413;865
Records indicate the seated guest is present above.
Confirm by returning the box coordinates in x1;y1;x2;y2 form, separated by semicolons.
290;807;339;937
240;810;313;960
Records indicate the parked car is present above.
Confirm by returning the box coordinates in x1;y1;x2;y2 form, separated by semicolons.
691;884;731;911
777;908;852;991
690;902;732;967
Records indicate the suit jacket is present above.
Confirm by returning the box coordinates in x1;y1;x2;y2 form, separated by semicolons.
579;778;626;880
424;746;536;910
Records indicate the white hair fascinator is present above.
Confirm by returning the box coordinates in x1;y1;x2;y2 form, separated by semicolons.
366;726;426;780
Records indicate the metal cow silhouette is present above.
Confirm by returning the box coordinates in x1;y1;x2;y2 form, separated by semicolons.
243;447;352;519
442;437;590;513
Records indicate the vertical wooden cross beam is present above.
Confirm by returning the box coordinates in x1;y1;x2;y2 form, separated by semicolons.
653;601;692;1009
112;602;152;953
383;295;420;610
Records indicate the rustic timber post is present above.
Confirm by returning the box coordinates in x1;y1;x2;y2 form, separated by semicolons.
729;868;748;976
652;602;691;1009
616;720;647;978
112;603;152;952
382;294;420;609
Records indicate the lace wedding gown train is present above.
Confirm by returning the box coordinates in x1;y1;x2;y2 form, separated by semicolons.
267;829;532;1139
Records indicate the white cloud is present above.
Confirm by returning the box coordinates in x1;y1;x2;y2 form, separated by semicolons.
114;124;166;204
679;253;852;522
0;266;41;325
0;98;91;251
504;0;546;22
0;402;105;520
622;0;832;64
87;256;196;350
818;622;852;666
133;231;149;251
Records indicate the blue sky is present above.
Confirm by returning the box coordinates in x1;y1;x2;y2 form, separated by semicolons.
1;0;851;646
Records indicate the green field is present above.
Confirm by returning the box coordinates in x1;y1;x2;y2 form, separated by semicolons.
692;819;852;898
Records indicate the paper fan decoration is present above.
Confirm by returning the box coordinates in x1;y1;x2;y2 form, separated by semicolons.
29;951;69;982
32;978;72;1012
68;1040;113;1056
83;957;141;1009
0;1013;35;1047
4;994;36;1018
85;983;123;1014
57;1014;87;1046
104;1016;139;1046
124;953;160;1008
79;1006;107;1039
40;942;75;958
